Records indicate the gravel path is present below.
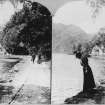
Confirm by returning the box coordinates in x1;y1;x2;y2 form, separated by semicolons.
0;56;51;105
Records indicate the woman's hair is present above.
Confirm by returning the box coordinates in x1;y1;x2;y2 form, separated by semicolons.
75;51;82;59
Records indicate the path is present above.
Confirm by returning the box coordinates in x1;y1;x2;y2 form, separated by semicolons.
0;55;51;105
52;53;105;104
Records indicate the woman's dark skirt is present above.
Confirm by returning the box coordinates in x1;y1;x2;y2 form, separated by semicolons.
83;65;96;92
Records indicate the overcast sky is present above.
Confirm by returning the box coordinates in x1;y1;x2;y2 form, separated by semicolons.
53;1;105;34
0;1;23;27
0;1;14;26
0;0;79;27
0;0;105;34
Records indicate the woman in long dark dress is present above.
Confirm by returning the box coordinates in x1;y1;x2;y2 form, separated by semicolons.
75;51;96;92
81;55;96;92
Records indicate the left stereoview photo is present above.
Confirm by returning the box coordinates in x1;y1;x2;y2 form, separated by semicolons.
0;0;51;105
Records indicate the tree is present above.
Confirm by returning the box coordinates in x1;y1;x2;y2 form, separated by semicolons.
90;28;105;49
87;0;105;17
0;1;52;60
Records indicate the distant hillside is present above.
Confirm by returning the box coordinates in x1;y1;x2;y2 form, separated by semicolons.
91;27;105;47
52;23;94;54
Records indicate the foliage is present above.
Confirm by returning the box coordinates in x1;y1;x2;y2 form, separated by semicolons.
72;41;93;57
87;0;105;17
0;1;52;60
73;27;105;56
91;29;105;47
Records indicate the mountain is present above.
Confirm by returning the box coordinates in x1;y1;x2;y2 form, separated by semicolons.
52;23;94;54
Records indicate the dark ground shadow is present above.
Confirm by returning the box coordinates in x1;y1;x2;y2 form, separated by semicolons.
0;85;14;103
64;86;105;104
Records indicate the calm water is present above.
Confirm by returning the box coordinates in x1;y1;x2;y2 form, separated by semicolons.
52;53;105;104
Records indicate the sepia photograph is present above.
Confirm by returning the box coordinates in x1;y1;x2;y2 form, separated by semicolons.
52;0;105;104
0;0;51;105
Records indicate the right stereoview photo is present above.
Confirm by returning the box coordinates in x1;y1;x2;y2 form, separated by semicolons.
52;0;105;104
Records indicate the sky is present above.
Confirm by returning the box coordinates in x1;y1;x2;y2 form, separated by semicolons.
0;1;15;26
0;0;105;34
0;1;23;27
53;1;105;34
0;0;79;27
